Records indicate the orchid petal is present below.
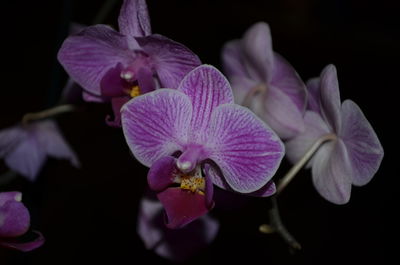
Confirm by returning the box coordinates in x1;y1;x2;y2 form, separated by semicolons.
106;97;130;128
207;104;284;193
121;89;192;167
242;22;274;82
246;181;276;197
0;231;45;252
178;65;234;141
137;67;156;93
229;75;260;106
263;87;305;139
147;156;177;192
36;121;80;168
100;63;127;100
157;188;209;229
0;199;30;237
136;34;201;89
58;25;130;96
285;111;331;166
0;192;22;206
82;91;103;102
312;139;352;204
221;40;248;77
306;77;321;113
320;64;342;131
270;53;307;112
5;132;46;180
0;126;26;158
340;100;384;186
118;0;151;37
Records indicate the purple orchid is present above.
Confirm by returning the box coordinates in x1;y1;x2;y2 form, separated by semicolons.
58;0;201;126
0;120;80;181
122;65;284;228
0;192;45;251
285;65;384;204
222;22;307;139
137;194;219;262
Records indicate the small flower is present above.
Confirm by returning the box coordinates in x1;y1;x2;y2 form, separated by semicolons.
0;191;45;251
285;65;384;204
122;65;284;228
137;194;219;262
222;22;307;139
0;120;80;181
58;0;201;126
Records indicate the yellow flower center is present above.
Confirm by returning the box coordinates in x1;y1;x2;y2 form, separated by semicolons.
180;174;205;194
129;85;141;98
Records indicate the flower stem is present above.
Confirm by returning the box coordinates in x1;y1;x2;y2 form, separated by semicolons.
22;104;76;124
260;195;301;250
277;133;337;194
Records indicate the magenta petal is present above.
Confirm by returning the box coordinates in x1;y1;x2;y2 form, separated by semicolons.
270;53;307;113
306;77;321;114
100;63;128;99
0;231;45;252
118;0;151;37
246;181;276;197
207;104;284;193
58;25;130;96
320;64;342;131
121;89;192;167
136;34;201;89
147;156;177;191
0;192;22;205
312;139;352;204
178;65;234;141
137;196;219;262
222;40;248;78
340;100;384;186
157;188;209;229
106;96;130;128
242;22;274;82
137;67;155;93
0;199;30;237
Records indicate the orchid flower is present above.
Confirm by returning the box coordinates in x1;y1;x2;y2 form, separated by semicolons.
222;22;307;139
58;0;201;126
137;194;219;262
285;65;384;204
122;65;284;228
0;192;45;251
0;120;80;181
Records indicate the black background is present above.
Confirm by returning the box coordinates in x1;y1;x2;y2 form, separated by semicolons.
0;0;397;264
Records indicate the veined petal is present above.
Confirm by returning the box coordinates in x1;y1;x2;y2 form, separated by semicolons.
312;139;352;204
157;188;209;229
207;104;284;193
221;40;248;77
229;75;260;106
263;87;305;139
306;77;321;114
340;100;384;186
320;64;342;132
147;156;177;192
0;199;30;237
118;0;151;37
242;22;274;82
136;34;201;89
285;111;332;166
246;181;276;197
178;65;234;142
270;53;307;113
58;25;130;96
121;89;192;167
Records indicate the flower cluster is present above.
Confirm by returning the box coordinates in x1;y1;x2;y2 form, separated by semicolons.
0;0;383;261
